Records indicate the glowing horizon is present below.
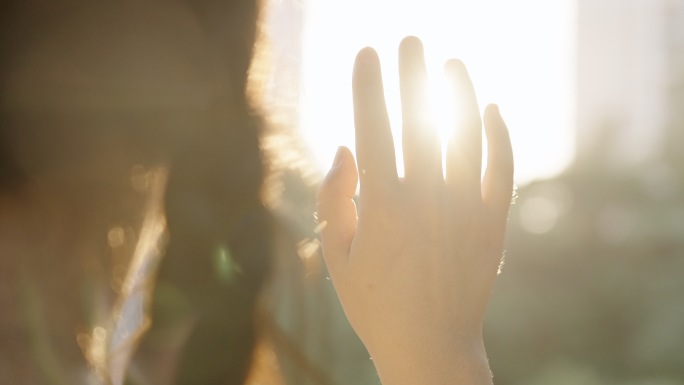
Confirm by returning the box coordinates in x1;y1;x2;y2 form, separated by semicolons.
298;0;576;186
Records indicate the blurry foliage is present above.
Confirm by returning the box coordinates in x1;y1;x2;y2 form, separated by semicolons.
486;13;684;385
486;115;684;383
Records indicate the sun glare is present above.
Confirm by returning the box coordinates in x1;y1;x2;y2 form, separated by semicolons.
298;0;576;185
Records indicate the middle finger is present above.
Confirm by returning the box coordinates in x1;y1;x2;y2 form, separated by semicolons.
399;36;443;186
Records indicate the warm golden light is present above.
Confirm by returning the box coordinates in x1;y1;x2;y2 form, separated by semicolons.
299;0;576;185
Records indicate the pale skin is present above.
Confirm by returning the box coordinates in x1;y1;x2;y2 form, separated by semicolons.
317;37;514;385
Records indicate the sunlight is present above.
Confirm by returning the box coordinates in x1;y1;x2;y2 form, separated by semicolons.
299;0;576;185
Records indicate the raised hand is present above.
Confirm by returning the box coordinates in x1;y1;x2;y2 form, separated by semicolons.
316;36;513;385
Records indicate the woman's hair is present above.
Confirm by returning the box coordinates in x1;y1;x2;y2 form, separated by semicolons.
0;1;272;383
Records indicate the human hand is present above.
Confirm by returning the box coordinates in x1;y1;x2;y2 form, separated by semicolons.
316;37;513;385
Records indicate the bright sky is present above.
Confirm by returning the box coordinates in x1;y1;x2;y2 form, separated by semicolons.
298;0;576;186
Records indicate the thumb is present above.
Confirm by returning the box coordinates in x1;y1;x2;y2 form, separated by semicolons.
316;146;358;276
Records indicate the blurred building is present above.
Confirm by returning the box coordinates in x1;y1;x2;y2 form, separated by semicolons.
576;0;684;166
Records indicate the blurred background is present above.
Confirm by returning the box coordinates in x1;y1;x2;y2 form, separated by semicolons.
260;0;684;384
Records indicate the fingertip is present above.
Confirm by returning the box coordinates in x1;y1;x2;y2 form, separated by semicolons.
331;146;356;173
356;46;379;61
444;59;477;107
482;103;514;211
354;47;381;79
483;104;510;144
484;104;502;125
484;103;500;116
320;146;358;200
444;58;468;78
399;35;424;56
337;145;355;164
330;146;347;168
400;35;422;47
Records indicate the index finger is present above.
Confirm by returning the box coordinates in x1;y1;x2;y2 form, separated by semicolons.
353;47;399;199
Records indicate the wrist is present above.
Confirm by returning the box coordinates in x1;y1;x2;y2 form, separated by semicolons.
369;333;492;385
